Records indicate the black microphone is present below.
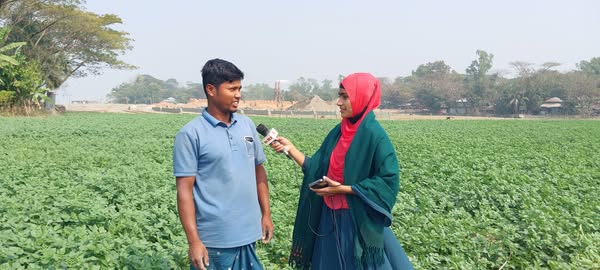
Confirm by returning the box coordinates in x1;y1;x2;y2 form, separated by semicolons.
256;123;290;156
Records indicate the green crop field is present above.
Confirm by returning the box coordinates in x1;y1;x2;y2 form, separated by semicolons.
1;113;599;269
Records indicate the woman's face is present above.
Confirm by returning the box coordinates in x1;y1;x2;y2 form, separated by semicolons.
336;88;353;118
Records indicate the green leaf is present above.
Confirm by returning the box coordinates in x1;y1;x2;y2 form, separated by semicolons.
0;42;26;54
0;54;19;66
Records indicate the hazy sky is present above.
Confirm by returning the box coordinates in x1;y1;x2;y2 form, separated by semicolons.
57;0;599;103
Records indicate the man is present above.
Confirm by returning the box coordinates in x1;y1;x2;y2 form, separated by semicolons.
173;58;273;270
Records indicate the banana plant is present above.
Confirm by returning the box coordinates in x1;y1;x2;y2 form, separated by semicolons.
0;27;26;85
0;27;26;67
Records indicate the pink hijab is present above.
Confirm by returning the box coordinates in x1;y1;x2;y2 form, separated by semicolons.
325;73;381;209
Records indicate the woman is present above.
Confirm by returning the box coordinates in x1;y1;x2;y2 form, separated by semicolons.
271;73;414;270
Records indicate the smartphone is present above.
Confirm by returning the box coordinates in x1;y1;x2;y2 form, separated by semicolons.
308;178;328;189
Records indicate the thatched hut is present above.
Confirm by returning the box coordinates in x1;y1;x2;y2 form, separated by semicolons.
540;97;563;115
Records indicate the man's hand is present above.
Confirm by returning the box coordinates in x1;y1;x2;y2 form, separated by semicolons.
189;241;209;270
261;215;274;243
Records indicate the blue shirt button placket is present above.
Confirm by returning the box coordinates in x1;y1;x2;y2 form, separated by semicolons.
226;127;238;151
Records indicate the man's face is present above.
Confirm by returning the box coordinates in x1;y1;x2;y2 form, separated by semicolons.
336;88;353;118
208;80;242;113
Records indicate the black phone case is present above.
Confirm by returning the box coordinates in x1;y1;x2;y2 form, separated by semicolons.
308;179;328;189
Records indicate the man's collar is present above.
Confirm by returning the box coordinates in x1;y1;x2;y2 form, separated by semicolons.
202;108;237;127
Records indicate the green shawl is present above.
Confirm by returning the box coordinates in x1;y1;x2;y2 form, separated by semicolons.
289;112;400;269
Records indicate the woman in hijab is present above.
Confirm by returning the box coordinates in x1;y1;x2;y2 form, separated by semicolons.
270;73;414;270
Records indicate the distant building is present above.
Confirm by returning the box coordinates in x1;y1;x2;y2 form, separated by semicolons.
71;100;99;104
540;97;563;115
448;98;468;115
592;104;600;116
164;97;177;103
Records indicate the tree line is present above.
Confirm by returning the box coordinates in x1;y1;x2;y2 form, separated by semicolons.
109;51;600;116
0;0;133;114
2;2;598;116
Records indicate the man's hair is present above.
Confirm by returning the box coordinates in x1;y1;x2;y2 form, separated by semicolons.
201;59;244;95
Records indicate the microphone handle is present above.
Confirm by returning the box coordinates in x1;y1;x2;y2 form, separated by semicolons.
281;146;291;159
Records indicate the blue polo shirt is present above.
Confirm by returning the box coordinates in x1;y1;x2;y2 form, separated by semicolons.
173;109;266;248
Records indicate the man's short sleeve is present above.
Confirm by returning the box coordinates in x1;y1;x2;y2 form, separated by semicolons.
173;130;198;177
251;125;266;166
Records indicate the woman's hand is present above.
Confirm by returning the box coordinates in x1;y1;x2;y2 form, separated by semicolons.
270;136;294;154
269;136;306;167
310;176;354;196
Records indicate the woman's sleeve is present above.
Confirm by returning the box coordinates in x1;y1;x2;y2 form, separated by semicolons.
351;186;393;226
351;136;400;227
301;156;311;173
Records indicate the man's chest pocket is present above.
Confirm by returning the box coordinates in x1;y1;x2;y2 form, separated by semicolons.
244;136;255;156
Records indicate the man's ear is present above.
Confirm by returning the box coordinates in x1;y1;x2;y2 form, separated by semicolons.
206;84;217;97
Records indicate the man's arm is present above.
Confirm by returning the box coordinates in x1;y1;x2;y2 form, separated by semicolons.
255;164;274;243
176;176;209;270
